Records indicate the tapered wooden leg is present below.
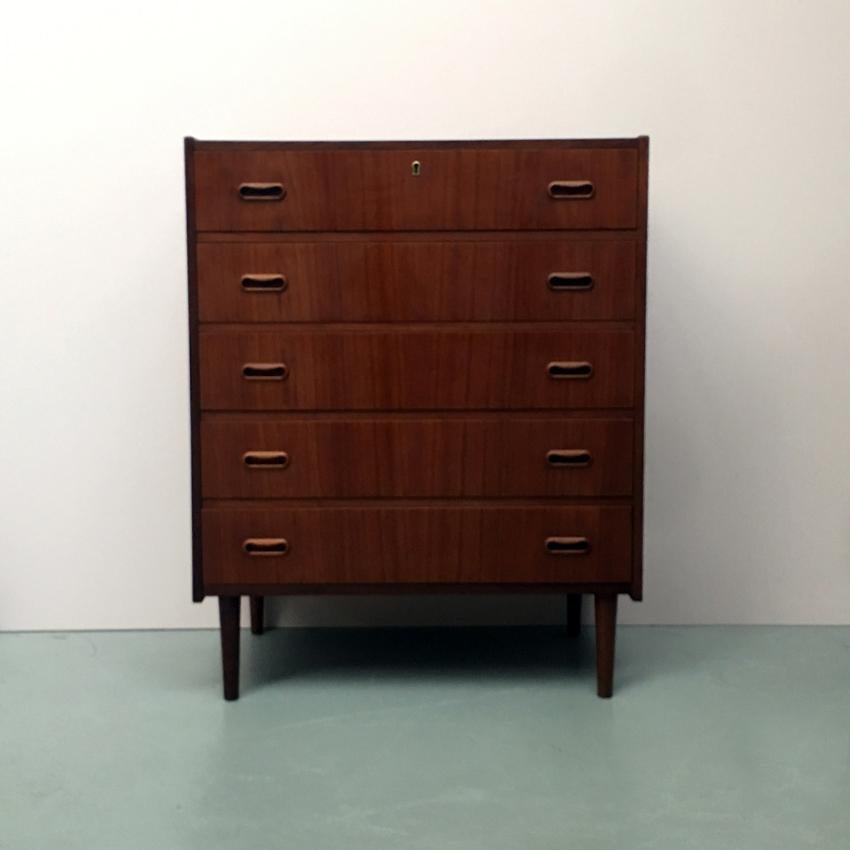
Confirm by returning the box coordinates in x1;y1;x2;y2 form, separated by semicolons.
249;595;265;635
566;593;583;637
594;593;618;698
218;596;240;701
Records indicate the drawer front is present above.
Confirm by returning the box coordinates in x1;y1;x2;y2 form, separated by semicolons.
202;505;632;585
199;328;635;411
201;416;633;498
193;147;638;232
197;239;637;323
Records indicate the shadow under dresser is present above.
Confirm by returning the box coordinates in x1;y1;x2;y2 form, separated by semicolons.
184;137;649;699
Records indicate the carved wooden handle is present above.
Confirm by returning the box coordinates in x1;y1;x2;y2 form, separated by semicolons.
548;272;594;292
548;180;595;199
238;182;286;201
241;274;287;293
243;451;290;469
242;363;288;381
545;536;591;555
242;538;289;556
546;449;592;468
547;361;593;379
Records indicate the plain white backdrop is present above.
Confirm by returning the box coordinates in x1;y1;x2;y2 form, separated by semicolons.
1;0;849;629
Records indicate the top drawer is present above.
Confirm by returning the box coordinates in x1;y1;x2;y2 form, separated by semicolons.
192;145;639;232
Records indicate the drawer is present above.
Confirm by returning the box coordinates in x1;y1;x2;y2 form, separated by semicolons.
201;505;632;586
193;147;638;232
196;239;637;323
198;327;635;411
201;416;634;498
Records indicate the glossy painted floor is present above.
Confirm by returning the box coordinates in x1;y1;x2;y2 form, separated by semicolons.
1;626;848;850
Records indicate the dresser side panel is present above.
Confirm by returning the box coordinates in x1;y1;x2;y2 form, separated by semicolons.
185;137;204;602
630;135;649;600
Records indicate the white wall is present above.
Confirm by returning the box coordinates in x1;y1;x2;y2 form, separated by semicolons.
1;0;849;630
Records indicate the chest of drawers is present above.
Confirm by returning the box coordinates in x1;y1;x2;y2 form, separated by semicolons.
184;137;649;700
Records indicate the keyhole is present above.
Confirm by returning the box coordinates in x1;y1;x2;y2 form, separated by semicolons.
411;160;421;176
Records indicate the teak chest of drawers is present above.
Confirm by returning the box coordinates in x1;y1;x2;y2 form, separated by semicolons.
184;137;649;700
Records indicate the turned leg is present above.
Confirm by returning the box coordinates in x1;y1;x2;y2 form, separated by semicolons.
594;593;618;698
566;593;583;637
218;596;241;701
249;595;265;636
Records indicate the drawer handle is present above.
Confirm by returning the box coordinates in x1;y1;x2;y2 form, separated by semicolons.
241;274;287;293
548;180;595;199
242;362;288;381
546;449;592;468
548;272;594;292
243;451;290;469
243;538;289;556
238;182;286;201
547;361;593;380
545;536;591;556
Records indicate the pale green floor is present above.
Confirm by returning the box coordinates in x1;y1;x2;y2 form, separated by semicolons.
1;627;848;850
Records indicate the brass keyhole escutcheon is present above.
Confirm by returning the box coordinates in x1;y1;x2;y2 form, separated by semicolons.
411;160;421;176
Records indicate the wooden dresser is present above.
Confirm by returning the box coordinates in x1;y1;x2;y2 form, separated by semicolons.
184;137;649;700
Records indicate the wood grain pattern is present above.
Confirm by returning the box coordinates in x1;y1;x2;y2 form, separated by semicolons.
196;239;637;322
201;505;632;586
198;327;635;411
193;147;638;231
200;415;634;498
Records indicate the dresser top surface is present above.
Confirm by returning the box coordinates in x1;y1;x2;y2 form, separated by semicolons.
188;137;648;152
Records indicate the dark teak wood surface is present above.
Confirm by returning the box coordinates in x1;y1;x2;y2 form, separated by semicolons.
594;593;618;698
198;326;636;411
200;415;634;498
185;138;204;602
185;137;649;699
194;146;638;231
249;595;264;635
201;504;632;585
196;238;637;323
218;596;240;700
